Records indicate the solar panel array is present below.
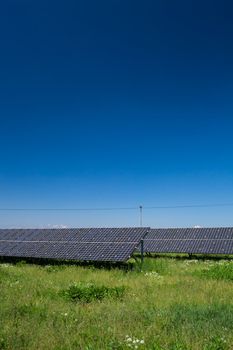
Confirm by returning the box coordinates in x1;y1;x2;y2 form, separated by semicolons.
144;227;233;255
0;228;149;262
1;226;233;261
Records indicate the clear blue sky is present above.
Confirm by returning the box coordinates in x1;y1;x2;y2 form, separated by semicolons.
0;0;233;228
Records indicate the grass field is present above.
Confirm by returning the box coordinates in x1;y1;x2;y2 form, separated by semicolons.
0;258;233;350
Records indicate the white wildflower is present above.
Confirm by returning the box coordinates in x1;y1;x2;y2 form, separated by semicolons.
125;335;145;348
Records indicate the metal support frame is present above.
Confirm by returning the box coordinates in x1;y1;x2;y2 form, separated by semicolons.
132;239;144;270
140;239;144;266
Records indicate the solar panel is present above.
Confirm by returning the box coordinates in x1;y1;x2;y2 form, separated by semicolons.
0;227;149;262
144;228;233;255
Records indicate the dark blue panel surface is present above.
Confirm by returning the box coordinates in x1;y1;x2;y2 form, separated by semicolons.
144;228;233;255
0;227;149;262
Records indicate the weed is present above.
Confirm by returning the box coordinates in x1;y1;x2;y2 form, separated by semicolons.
204;336;228;350
15;260;27;267
141;258;169;274
1;258;233;349
194;261;233;281
168;303;233;331
60;282;126;303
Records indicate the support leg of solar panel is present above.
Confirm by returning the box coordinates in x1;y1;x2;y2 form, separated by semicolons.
140;239;144;267
132;239;144;269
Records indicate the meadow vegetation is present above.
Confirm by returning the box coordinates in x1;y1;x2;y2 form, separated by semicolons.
0;258;233;350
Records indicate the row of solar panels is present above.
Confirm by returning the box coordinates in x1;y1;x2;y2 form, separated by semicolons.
143;228;233;255
0;241;136;262
0;228;145;243
0;227;233;262
0;228;148;262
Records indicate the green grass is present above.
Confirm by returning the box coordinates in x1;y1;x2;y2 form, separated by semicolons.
0;258;233;349
60;282;126;302
193;260;233;281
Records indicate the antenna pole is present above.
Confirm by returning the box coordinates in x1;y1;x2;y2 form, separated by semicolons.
139;205;143;227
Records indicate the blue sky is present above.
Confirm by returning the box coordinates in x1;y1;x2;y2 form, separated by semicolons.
0;0;233;228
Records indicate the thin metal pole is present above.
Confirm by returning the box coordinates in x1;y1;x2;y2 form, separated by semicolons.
139;205;143;227
140;239;144;268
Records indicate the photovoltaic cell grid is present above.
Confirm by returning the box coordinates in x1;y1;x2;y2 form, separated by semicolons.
144;228;233;255
0;228;149;262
